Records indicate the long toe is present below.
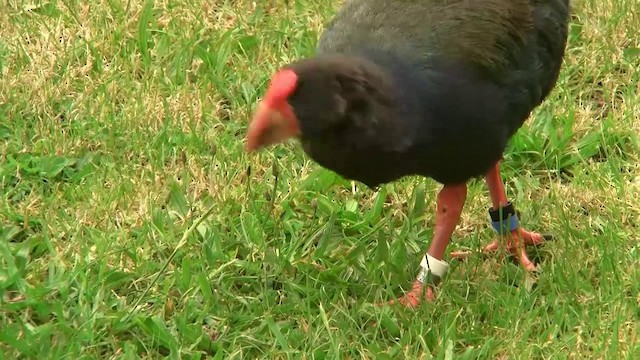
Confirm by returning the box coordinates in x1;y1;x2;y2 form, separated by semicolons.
507;230;539;271
449;239;501;260
451;228;549;266
519;228;552;246
513;245;537;271
483;239;500;252
389;280;435;308
488;228;550;254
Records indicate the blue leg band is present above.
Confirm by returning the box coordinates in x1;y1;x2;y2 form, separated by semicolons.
489;202;520;234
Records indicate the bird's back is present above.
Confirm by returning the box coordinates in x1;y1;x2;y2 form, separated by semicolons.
318;0;569;116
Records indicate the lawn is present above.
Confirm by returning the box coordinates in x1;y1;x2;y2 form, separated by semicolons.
0;0;638;358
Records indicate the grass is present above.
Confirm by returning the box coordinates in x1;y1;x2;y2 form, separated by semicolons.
0;0;638;358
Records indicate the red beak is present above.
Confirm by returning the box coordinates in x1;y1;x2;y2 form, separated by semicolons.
246;101;299;152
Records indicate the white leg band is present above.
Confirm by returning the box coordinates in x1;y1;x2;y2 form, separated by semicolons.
416;254;449;286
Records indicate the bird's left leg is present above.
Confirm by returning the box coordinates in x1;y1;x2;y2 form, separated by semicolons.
451;162;550;270
483;162;550;271
390;183;467;308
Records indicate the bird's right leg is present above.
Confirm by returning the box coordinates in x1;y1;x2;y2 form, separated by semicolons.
390;183;467;308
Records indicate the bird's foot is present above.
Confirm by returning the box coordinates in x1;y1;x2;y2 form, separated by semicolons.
484;228;550;250
450;202;550;272
451;228;551;271
387;254;448;308
482;228;550;271
388;280;436;308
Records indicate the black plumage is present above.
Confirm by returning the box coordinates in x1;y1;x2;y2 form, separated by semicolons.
282;0;569;187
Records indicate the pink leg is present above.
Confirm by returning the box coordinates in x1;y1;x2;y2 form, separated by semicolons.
390;183;467;308
451;162;549;271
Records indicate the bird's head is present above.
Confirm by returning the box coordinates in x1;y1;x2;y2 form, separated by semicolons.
245;55;391;152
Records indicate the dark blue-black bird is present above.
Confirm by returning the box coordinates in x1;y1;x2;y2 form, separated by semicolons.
246;0;570;307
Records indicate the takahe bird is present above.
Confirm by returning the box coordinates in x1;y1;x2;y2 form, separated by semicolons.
246;0;570;308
